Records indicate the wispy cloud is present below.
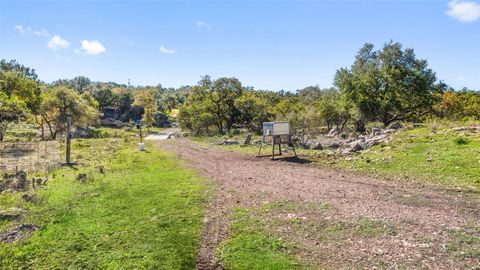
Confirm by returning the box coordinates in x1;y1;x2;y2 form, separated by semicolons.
47;35;70;50
459;76;467;81
159;46;175;54
446;0;480;22
34;29;51;37
196;20;211;29
81;40;106;55
13;25;31;34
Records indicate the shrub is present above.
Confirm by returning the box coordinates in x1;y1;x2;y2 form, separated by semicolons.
454;137;469;145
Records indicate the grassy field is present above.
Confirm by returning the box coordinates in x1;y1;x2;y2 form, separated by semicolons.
336;126;480;189
191;125;480;190
218;207;301;270
0;138;206;269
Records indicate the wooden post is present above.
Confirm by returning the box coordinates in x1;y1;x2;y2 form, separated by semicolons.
66;117;71;165
139;126;143;143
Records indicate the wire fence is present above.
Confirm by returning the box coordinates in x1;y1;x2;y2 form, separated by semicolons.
0;141;61;174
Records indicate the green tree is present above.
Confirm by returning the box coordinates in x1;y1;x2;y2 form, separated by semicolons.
178;85;214;135
1;59;39;81
133;89;157;129
112;87;134;120
38;86;99;139
0;70;40;141
209;77;243;133
93;88;115;113
235;92;273;134
335;41;446;127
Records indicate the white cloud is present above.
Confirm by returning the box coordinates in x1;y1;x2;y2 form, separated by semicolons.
196;20;211;29
446;0;480;22
459;76;467;81
159;46;175;54
47;35;70;50
34;29;51;37
13;25;31;34
81;40;106;55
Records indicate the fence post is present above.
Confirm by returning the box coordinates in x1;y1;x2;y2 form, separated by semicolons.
66;117;71;165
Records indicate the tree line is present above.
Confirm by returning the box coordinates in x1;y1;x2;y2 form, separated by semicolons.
1;41;480;142
178;41;479;139
0;60;186;141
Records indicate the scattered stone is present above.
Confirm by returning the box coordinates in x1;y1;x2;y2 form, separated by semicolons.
76;173;87;183
452;126;480;132
327;128;339;137
329;143;341;149
427;157;433;162
387;122;404;130
0;207;23;221
243;134;252;145
167;132;177;139
371;127;382;137
310;142;323;150
0;224;38;243
21;193;37;202
11;171;28;191
222;139;239;145
382;129;396;135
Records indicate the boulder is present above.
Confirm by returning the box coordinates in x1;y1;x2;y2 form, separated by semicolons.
329;143;341;149
341;141;366;154
0;224;38;243
452;126;480;132
382;129;396;135
0;207;23;220
365;134;389;148
371;127;382;137
11;171;28;191
222;140;239;145
243;134;252;145
327;129;338;137
310;142;323;150
387;122;404;130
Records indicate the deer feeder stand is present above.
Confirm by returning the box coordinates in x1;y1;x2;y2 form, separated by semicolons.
257;121;297;160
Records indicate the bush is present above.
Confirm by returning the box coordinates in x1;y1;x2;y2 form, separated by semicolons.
454;137;469;145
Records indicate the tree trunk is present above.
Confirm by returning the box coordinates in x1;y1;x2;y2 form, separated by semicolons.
355;120;366;133
42;115;55;140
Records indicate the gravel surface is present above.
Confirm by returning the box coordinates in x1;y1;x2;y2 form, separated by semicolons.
159;139;480;270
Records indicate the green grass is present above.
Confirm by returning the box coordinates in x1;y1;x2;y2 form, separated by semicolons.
0;138;206;269
446;226;480;259
337;127;480;189
218;208;301;270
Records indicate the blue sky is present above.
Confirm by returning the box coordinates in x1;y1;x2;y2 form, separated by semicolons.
1;0;479;91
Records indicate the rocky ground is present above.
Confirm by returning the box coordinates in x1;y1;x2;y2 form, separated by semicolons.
159;139;480;270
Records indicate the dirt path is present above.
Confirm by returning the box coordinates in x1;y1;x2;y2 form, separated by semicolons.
159;139;480;270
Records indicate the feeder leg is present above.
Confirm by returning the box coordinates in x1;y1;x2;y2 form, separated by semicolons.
257;142;263;157
271;138;275;160
278;144;282;155
292;144;297;157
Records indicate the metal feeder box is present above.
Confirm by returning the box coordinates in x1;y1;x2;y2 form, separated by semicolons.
257;121;297;160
